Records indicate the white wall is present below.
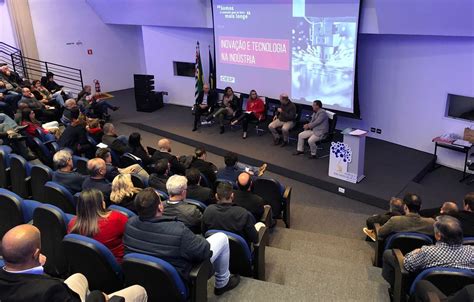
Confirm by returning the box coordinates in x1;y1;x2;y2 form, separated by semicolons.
338;34;474;170
0;1;17;47
28;0;145;92
142;26;214;106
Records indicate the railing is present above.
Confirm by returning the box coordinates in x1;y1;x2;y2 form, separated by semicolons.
0;42;83;95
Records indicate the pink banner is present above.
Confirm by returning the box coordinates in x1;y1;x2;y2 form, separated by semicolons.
218;36;290;70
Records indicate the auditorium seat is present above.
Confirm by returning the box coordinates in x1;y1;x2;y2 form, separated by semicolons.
392;249;474;302
62;234;123;293
9;154;32;198
0;189;24;238
0;145;12;189
30;164;53;201
463;237;474;245
42;181;76;214
33;204;73;278
205;227;268;280
155;189;169;200
373;225;434;267
119;152;142;168
253;178;291;228
131;173;148;189
72;155;89;175
185;198;207;212
27;136;54;167
199;172;211;188
123;253;211;302
0;257;3;267
108;204;136;218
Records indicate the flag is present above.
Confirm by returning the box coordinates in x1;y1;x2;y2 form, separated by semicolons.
195;41;204;103
208;45;216;90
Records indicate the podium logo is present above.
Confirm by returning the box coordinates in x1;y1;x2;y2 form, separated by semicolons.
220;75;235;83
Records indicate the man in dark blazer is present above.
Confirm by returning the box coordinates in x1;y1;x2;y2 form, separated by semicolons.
193;83;217;131
232;172;265;221
149;158;170;193
190;147;217;186
152;138;186;175
52;149;86;194
0;224;147;302
186;168;215;205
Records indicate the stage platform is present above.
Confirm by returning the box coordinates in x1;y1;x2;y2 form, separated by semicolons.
107;89;474;209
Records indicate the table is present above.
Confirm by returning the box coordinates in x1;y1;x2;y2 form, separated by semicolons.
433;141;472;182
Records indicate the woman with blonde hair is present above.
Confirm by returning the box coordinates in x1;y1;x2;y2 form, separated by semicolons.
68;189;128;263
110;173;142;212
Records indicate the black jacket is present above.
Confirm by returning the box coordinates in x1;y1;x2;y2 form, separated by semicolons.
148;174;168;193
163;200;202;233
202;203;258;246
57;124;90;155
52;170;86;194
82;177;112;205
232;190;265;221
124;216;211;281
190;158;217;185
102;134;128;155
195;90;218;108
455;211;474;237
152;150;186;175
128;145;153;166
0;270;105;302
105;164;120;183
186;184;215;205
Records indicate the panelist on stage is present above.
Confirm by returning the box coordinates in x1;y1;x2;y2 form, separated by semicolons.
193;83;217;131
231;90;265;139
268;93;297;147
293;100;329;159
207;86;240;134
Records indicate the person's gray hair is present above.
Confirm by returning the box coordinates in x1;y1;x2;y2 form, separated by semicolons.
64;98;76;108
53;150;72;169
166;175;188;196
389;197;405;214
102;123;114;134
434;215;463;245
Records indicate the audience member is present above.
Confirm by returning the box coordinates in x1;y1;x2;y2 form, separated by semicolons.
127;132;153;166
61;98;78;126
456;192;474;237
382;216;474;290
86;118;103;143
0;80;20;117
110;173;142;213
151;138;186;175
233;172;265;221
414;280;474;302
101;123;128;155
216;152;266;182
52;149;86;194
96;147;120;182
68;189;128;263
148;158;170;193
202;182;264;246
193;83;217;131
363;197;405;241
31;79;65;107
57;108;93;157
377;193;435;239
20;108;56;141
293;100;329;159
0;113;36;160
43;72;63;93
231;89;265;139
18;87;57;122
82;158;112;205
164;175;202;233
185;168;215;205
0;224;147;301
206;86;240;134
190;147;217;185
0;63;23;91
268;93;297;147
123;187;240;295
419;200;459;218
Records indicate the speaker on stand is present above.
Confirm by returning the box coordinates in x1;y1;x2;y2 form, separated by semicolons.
133;74;164;112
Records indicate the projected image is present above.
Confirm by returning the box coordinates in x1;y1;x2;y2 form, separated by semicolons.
291;16;357;110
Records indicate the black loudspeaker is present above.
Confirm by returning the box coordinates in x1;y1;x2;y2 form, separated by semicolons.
134;74;164;112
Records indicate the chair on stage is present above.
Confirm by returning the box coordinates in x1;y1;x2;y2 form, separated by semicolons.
315;110;338;158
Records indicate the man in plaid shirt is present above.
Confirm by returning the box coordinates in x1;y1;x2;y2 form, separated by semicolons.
382;215;474;290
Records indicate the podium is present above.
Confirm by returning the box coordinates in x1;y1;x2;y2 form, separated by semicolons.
328;128;367;183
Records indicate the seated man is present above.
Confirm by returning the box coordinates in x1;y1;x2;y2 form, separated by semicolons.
233;172;265;222
61;98;78;126
0;113;36;160
57;108;94;158
216;152;267;182
414;280;474;302
164;175;202;233
363;197;405;241
185;168;215;205
82;158;112;205
377;193;435;239
95;147;148;183
148;158;170;193
456;192;474;237
0;224;147;302
419;200;459;218
293;100;329;159
202;182;265;246
52;149;86;194
18;87;57;122
123;187;240;295
101;123;129;155
190;147;217;185
0;63;23;92
193;83;217;131
268;93;297;147
151;138;186;175
382;216;474;290
0;80;21;117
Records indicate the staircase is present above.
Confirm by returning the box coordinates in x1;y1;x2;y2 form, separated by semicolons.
0;42;83;94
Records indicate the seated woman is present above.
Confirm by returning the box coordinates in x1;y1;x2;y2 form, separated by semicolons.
31;79;65;107
86;118;103;143
20;108;57;141
127;132;153;166
110;173;142;213
208;86;240;134
68;188;128;263
231;90;265;139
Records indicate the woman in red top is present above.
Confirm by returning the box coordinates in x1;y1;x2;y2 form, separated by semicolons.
231;90;265;139
20;108;56;141
67;188;128;263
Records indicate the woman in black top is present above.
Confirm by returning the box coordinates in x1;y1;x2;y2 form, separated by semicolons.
208;87;240;134
127;132;153;166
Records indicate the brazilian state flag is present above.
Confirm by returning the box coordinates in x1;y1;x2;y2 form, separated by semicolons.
195;42;204;103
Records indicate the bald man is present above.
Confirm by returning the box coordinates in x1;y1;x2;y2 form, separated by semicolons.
152;138;186;175
193;83;217;131
420;201;460;218
0;224;147;302
82;158;112;204
232;172;265;221
363;197;405;241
